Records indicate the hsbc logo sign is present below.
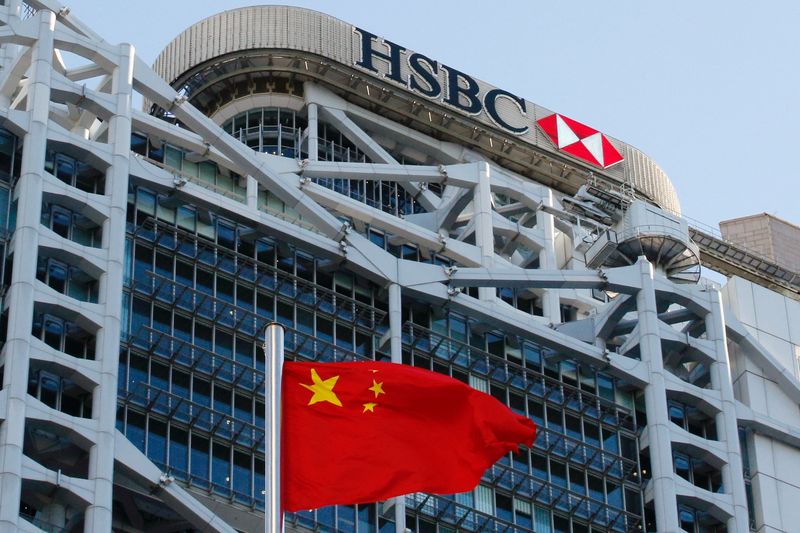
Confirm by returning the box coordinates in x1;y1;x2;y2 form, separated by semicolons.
353;28;624;169
536;114;623;169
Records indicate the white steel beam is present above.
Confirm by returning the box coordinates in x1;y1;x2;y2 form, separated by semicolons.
0;12;55;530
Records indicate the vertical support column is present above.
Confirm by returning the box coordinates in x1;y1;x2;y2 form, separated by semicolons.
246;112;259;209
84;42;134;533
636;259;680;533
388;283;402;364
247;176;258;210
706;290;749;533
0;0;22;108
537;189;561;324
388;283;406;532
307;102;319;162
0;11;54;531
473;162;494;302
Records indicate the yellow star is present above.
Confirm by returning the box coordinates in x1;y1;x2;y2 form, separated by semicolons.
362;402;377;413
368;380;385;398
300;368;342;407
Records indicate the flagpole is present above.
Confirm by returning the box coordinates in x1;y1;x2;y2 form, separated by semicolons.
264;322;285;533
388;283;406;533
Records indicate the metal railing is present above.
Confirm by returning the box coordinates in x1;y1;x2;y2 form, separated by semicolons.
132;218;386;331
130;272;375;364
406;490;638;532
403;322;636;431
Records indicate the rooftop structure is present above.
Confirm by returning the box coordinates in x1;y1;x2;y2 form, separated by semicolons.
720;213;800;274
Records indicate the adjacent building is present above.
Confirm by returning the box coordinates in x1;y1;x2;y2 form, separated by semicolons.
720;213;800;274
0;2;798;533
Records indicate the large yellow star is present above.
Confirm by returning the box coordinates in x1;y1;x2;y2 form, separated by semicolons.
300;368;342;407
368;380;385;398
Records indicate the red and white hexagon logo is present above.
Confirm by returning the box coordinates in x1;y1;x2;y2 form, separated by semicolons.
536;113;623;169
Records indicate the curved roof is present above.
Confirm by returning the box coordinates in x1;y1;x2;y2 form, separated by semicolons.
153;5;681;214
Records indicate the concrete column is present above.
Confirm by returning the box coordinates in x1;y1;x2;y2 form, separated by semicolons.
706;290;750;533
0;11;55;531
388;283;406;532
388;283;402;364
83;43;135;533
473;162;494;302
307;102;318;162
247;176;258;210
537;189;560;324
0;1;22;108
636;260;680;533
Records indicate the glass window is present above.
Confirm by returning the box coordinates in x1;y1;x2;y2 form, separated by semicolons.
165;145;183;170
234;393;252;424
679;507;695;532
213;386;232;414
150;361;169;392
533;506;551;533
254;456;265;509
553;514;570;533
532;453;548;480
148;140;164;162
51;208;71;238
126;411;146;452
669;402;685;427
172;369;190;398
474;485;493;514
597;373;614;402
674;453;691;481
169;426;188;475
0;130;15;178
148;418;167;465
212;441;231;490
603;428;619;453
495;492;513;522
561;361;577;386
190;435;209;486
177;206;196;232
48;261;68;293
128;354;148;392
607;481;623;509
39;374;59;409
333;506;355;533
356;504;375;533
565;414;582;440
588;474;604;502
193;377;211;407
569;467;585;495
0;186;9;230
547;406;563;432
550;461;567;488
137;188;156;216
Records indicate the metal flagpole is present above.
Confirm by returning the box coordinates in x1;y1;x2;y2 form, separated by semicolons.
388;283;406;533
264;323;285;533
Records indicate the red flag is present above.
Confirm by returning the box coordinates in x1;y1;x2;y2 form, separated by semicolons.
281;361;537;512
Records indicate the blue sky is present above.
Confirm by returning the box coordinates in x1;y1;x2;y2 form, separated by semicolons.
65;0;800;230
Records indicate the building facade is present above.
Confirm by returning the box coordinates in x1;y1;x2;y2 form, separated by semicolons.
720;214;800;274
0;2;798;533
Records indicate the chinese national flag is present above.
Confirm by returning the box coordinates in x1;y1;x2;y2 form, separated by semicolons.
281;361;537;512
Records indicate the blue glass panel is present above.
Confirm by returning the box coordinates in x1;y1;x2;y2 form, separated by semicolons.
190;435;210;487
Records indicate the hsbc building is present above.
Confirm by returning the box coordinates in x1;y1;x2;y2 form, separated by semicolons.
0;3;798;533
